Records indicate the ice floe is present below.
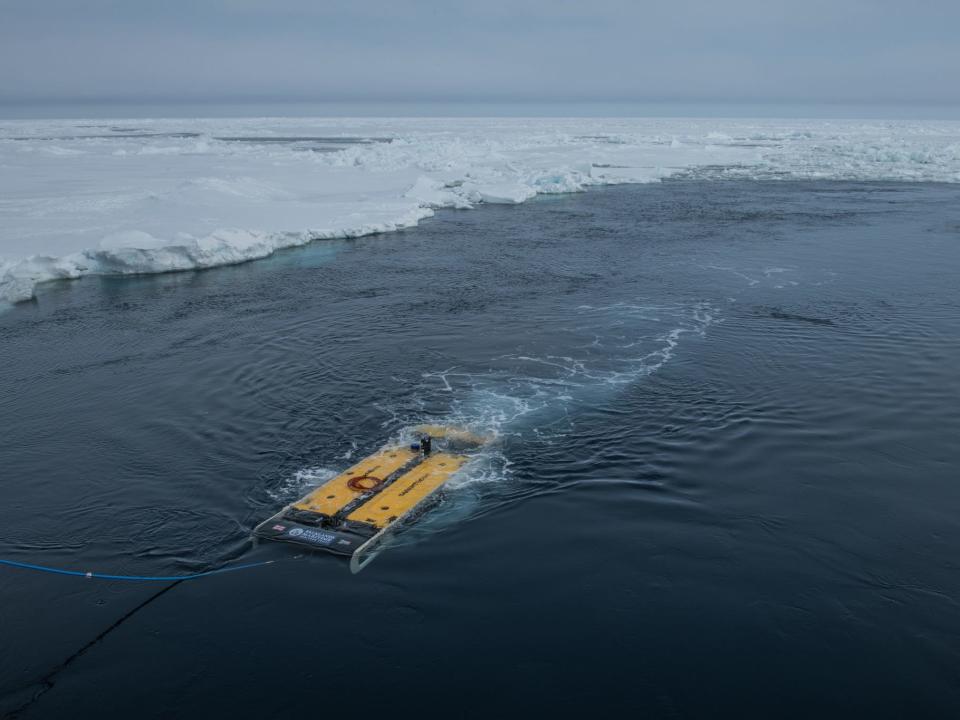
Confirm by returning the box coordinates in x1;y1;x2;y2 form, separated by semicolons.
2;116;960;304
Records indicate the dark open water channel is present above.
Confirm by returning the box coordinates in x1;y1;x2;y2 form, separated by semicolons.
2;180;959;718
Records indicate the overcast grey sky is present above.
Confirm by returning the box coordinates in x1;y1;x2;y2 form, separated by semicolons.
1;0;958;107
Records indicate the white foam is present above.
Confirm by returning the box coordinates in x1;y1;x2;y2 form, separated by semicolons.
268;466;338;504
3;116;960;304
410;300;720;447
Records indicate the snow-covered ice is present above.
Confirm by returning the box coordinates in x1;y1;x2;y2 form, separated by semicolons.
2;116;960;304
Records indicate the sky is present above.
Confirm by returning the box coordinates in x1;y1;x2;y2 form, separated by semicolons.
1;0;959;109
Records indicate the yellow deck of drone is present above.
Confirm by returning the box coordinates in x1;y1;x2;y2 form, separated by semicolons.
292;446;418;516
256;426;489;570
346;452;469;528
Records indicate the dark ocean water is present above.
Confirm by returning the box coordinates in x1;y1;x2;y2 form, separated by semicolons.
1;180;959;718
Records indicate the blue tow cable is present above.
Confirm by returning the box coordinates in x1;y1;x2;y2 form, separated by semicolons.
0;557;278;582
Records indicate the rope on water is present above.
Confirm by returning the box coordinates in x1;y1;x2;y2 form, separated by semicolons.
1;551;299;717
0;557;280;582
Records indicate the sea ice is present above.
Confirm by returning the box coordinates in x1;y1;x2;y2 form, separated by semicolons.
2;116;959;305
